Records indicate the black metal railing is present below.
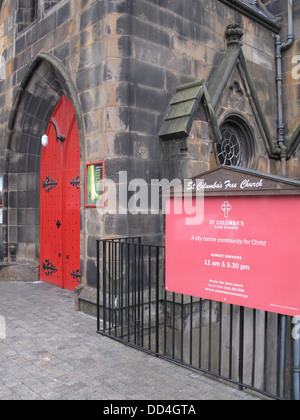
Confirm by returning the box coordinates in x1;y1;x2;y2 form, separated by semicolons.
96;238;294;400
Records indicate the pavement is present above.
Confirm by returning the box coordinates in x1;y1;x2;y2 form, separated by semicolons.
0;281;266;401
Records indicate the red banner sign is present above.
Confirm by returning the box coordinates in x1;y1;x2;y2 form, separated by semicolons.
166;196;300;316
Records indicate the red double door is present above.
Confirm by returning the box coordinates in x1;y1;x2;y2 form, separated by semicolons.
40;95;80;291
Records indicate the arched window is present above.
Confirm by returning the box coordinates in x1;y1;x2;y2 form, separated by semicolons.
216;116;256;169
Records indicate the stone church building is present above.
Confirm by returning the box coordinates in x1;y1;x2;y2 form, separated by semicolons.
0;0;299;308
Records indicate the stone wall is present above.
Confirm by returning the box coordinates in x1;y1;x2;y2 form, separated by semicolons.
0;0;298;287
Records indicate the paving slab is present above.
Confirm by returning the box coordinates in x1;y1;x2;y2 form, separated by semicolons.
0;281;267;401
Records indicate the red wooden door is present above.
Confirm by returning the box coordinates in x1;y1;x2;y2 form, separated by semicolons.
40;95;80;291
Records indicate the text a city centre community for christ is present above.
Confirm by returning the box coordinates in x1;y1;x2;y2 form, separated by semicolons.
191;236;267;247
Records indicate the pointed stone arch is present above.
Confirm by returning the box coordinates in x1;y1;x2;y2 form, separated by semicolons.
6;53;83;152
159;23;282;179
2;54;83;280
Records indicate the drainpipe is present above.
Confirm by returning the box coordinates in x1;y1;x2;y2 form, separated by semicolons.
275;0;294;177
275;34;286;176
275;0;296;401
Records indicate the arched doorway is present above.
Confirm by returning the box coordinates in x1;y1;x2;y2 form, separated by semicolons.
4;54;83;285
40;95;80;291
